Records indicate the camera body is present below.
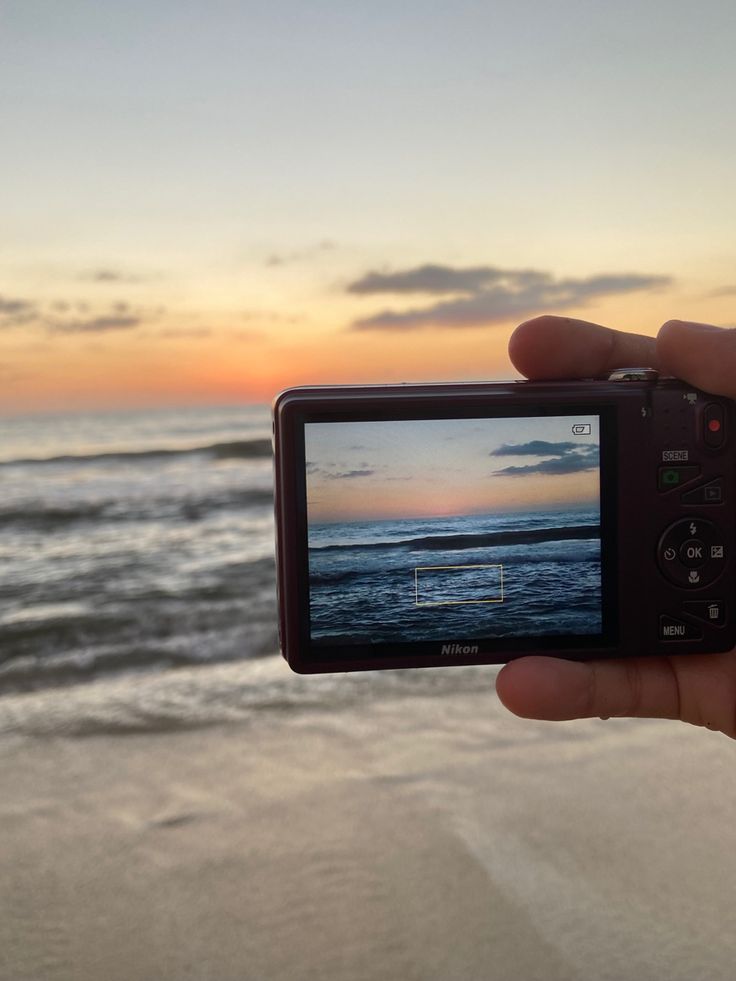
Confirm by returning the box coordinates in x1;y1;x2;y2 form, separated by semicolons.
273;372;735;674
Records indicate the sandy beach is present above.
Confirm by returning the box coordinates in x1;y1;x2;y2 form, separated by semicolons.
2;656;736;981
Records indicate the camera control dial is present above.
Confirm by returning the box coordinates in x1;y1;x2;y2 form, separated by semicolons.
658;518;727;588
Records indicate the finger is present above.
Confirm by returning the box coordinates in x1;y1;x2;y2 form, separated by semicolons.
509;315;659;380
495;656;678;721
657;320;736;399
495;653;736;736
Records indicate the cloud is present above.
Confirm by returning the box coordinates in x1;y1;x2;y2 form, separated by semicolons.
242;309;303;326
348;264;524;295
44;300;159;334
47;315;142;334
81;268;146;283
266;240;336;267
230;328;267;342
347;264;671;331
705;285;736;298
491;440;599;476
492;440;580;457
325;469;375;480
0;294;38;328
156;327;212;339
306;463;375;479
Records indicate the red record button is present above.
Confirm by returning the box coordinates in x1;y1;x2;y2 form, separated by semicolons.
704;403;725;448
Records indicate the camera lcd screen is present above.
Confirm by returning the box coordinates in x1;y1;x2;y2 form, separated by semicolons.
303;414;604;648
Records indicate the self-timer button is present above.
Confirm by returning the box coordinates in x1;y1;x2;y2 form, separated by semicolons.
704;403;725;448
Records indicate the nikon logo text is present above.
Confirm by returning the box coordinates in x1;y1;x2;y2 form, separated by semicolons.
441;644;479;655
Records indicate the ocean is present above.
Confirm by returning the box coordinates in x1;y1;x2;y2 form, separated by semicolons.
0;405;277;695
0;404;600;735
308;509;602;644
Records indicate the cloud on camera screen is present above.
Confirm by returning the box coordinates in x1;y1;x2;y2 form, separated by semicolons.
304;415;602;646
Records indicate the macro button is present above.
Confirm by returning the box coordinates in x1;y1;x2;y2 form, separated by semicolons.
681;477;724;506
682;599;726;627
704;403;725;448
658;465;700;491
659;615;703;642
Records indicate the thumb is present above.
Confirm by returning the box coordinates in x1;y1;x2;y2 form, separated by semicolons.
657;320;736;399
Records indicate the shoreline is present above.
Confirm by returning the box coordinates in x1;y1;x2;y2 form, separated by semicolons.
2;659;736;980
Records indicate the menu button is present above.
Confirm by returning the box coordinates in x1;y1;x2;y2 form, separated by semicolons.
659;615;703;642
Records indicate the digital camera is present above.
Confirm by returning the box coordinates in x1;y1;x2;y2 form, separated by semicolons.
273;371;735;673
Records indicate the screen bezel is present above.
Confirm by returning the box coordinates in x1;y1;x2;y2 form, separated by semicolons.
289;399;619;669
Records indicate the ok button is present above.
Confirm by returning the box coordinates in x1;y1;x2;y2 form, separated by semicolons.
680;539;707;567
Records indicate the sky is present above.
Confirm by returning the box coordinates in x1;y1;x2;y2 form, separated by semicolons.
2;0;736;413
304;415;600;522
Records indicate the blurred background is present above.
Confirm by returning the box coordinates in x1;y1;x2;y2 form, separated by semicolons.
2;3;736;980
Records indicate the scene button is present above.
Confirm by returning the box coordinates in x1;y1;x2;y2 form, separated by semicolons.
658;465;700;491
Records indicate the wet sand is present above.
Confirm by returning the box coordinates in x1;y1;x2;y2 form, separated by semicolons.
1;659;736;981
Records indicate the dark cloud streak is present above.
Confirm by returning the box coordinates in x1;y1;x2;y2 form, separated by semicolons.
48;315;142;334
492;440;580;457
491;440;599;477
325;468;375;480
0;294;38;329
347;264;671;331
82;269;146;283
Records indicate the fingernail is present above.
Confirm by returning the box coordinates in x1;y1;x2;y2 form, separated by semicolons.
663;319;724;333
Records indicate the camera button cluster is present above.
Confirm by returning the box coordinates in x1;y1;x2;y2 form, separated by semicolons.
658;518;727;588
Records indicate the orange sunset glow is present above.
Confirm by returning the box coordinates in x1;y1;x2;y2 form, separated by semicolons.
4;283;735;415
2;4;735;416
304;416;600;524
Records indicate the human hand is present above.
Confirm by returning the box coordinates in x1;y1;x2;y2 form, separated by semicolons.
495;316;736;738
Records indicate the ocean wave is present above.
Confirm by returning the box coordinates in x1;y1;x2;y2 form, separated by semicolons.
311;524;601;554
0;487;274;530
0;551;279;694
0;656;500;737
0;437;272;468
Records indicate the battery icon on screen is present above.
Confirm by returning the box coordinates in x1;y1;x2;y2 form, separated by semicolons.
572;423;592;435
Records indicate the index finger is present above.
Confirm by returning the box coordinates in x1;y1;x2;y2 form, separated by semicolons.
509;315;659;380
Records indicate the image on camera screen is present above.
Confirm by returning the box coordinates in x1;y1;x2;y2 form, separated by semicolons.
304;415;602;645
